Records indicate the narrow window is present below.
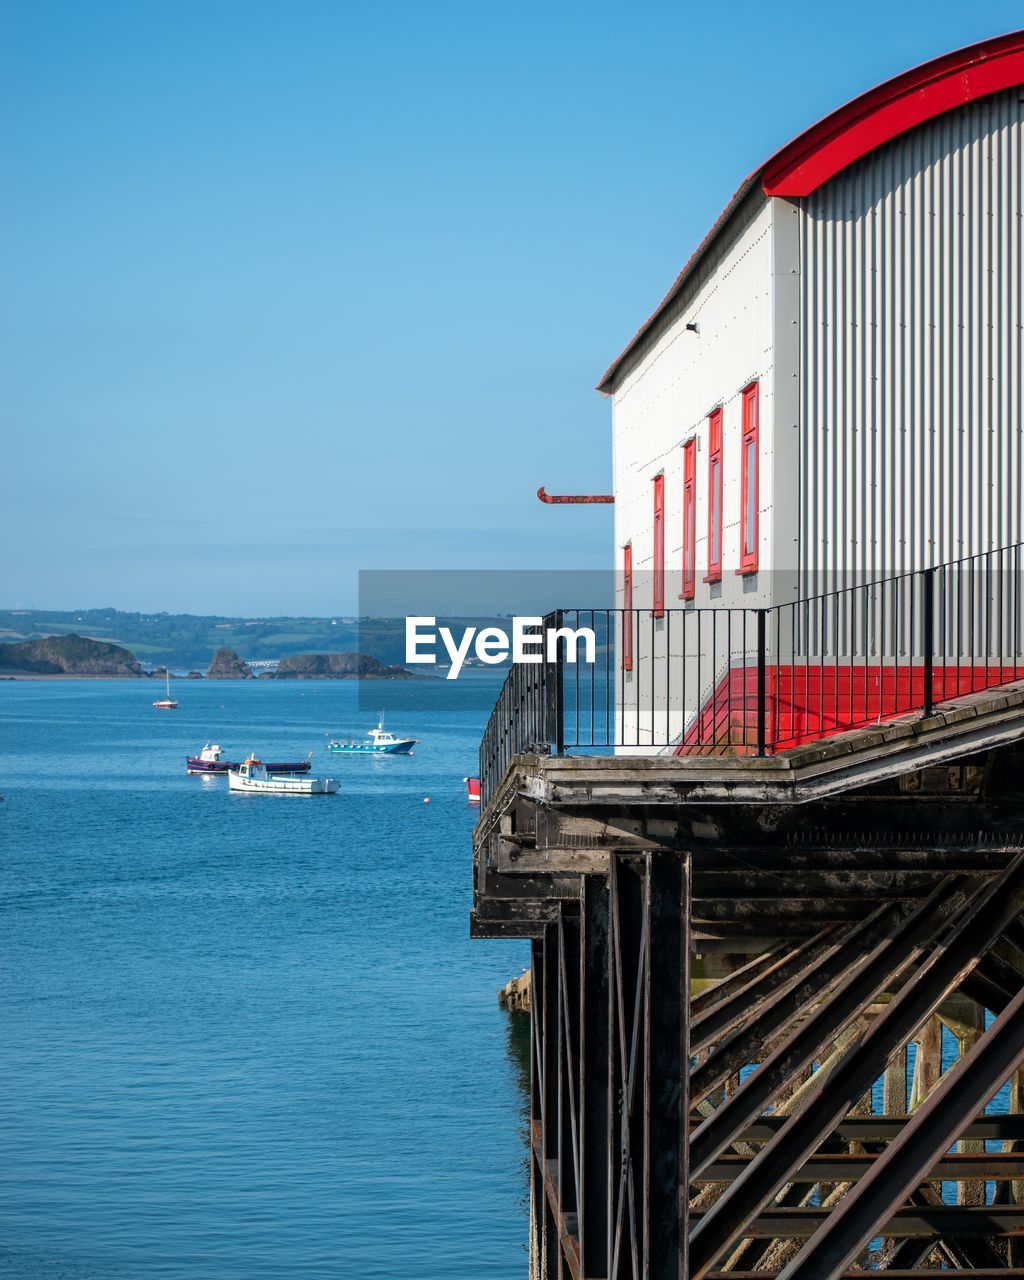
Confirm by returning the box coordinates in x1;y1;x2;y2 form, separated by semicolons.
706;408;723;582
652;474;665;617
739;382;759;574
622;543;633;671
681;440;696;600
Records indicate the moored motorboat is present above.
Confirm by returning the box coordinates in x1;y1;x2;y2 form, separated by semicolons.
187;745;312;775
227;757;339;795
328;718;416;755
464;776;481;804
187;744;231;774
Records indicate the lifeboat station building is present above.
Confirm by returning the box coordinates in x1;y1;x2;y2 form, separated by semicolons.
595;31;1024;754
473;33;1024;1280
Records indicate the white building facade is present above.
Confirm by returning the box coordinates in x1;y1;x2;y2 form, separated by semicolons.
598;33;1024;752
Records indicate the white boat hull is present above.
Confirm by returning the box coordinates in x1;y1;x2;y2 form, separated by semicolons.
228;770;339;795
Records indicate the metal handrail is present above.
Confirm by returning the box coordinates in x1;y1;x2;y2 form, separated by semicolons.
478;541;1024;805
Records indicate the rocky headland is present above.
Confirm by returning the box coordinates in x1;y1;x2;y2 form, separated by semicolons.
0;634;146;677
262;652;426;679
0;636;424;682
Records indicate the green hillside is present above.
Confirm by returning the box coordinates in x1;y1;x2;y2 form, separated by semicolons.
0;608;510;671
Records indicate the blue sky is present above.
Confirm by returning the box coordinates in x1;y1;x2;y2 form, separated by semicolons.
2;1;1019;614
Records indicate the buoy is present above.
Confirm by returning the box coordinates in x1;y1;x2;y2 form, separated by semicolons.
423;796;431;804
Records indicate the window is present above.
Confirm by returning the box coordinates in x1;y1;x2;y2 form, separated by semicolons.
652;474;665;617
739;382;759;574
622;543;633;671
681;440;696;600
706;408;723;582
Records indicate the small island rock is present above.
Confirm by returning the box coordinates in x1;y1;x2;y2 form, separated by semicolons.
265;652;424;679
207;648;254;679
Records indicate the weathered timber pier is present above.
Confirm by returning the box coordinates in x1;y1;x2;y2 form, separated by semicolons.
469;29;1024;1277
473;680;1024;1278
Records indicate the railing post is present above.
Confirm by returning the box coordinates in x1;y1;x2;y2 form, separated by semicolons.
922;567;935;717
553;609;565;756
756;609;767;756
543;610;565;755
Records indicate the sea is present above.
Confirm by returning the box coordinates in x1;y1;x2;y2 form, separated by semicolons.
0;673;531;1280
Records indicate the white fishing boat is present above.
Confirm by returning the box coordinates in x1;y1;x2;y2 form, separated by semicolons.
227;756;339;795
152;670;178;709
328;716;416;755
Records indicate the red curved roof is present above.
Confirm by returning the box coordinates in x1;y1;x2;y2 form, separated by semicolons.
763;30;1024;196
598;31;1024;394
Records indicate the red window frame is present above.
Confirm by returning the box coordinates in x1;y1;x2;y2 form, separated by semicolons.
739;382;759;574
622;543;633;671
652;473;665;617
705;408;723;582
681;440;696;600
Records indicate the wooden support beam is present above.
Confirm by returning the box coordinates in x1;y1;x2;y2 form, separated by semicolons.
691;929;837;1050
692;897;892;921
689;851;1024;1278
726;1113;1024;1142
690;1204;1024;1236
690;878;964;1172
705;1271;1024;1279
557;907;581;1237
909;1014;943;1109
694;1150;1024;1182
691;904;908;1102
608;853;689;1280
948;999;987;1206
579;876;609;1280
977;947;1024;1007
691;870;951;897
776;979;1024;1279
689;945;788;1015
883;1043;908;1115
1010;1067;1024;1267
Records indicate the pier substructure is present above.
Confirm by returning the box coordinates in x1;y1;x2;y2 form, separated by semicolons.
473;684;1024;1279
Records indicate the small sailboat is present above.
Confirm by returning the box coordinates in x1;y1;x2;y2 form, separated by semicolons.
328;715;416;755
227;756;339;795
153;670;178;710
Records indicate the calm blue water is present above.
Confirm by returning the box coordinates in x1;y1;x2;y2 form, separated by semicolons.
0;675;530;1279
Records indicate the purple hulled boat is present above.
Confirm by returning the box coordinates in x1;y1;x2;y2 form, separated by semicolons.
186;744;312;776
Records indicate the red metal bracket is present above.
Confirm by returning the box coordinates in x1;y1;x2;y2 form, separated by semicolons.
537;487;614;504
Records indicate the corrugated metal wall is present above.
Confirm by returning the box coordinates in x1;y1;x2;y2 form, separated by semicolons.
799;86;1024;592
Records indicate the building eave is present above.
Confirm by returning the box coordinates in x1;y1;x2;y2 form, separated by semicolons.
597;29;1024;398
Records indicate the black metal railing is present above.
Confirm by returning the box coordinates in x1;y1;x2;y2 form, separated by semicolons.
478;542;1024;806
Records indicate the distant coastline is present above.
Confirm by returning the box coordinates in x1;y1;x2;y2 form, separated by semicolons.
0;605;510;672
0;636;430;681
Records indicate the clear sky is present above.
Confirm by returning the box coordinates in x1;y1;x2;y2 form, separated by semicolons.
2;1;1019;615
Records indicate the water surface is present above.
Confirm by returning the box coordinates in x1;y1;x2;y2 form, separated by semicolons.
0;675;529;1279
